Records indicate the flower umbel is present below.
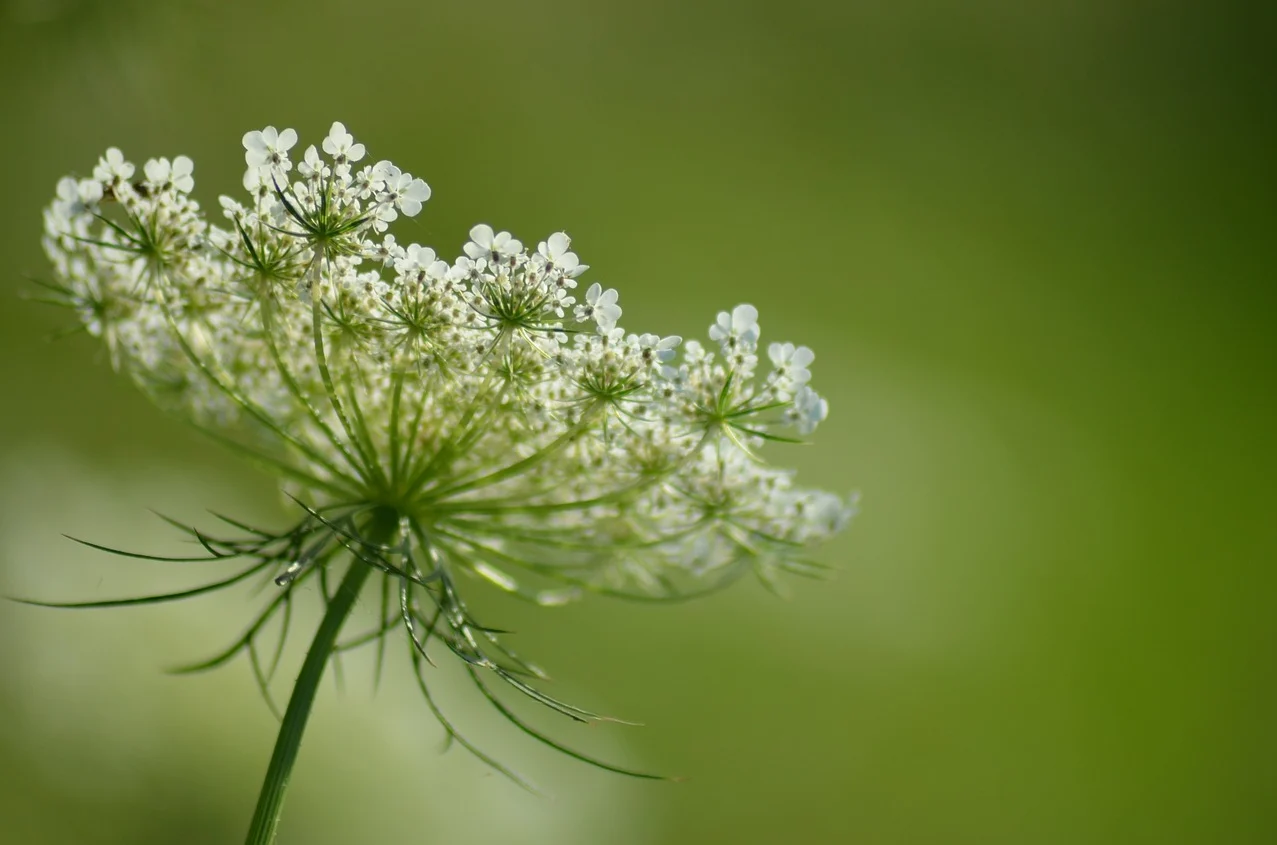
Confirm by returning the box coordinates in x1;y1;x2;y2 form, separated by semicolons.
35;123;854;830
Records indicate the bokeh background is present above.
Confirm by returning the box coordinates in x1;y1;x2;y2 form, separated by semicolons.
0;1;1273;843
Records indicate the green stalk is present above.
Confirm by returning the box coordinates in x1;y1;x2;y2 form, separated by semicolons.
243;509;395;845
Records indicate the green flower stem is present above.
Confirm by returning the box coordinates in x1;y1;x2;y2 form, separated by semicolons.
243;511;394;845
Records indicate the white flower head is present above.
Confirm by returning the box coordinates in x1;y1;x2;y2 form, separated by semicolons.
575;282;622;330
709;303;760;351
395;243;438;276
143;156;195;194
448;255;476;282
537;232;589;278
789;385;829;435
297;145;330;181
93;147;134;184
630;332;681;370
322;121;366;166
374;162;431;217
38;122;853;791
365;233;406;267
464;223;522;263
767;342;815;397
242;125;298;173
51;176;103;220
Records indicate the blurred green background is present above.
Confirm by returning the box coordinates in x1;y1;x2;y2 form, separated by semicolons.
0;0;1273;843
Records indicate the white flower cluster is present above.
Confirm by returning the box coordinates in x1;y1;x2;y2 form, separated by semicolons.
41;122;853;603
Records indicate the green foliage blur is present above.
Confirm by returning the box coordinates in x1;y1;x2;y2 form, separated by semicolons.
0;1;1272;843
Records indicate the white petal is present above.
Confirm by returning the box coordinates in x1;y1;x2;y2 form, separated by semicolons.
403;179;431;203
731;303;758;332
143;158;167;183
547;232;570;259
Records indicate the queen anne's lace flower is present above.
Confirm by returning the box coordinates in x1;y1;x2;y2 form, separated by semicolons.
573;281;622;331
322;121;365;167
93;147;134;184
143;156;195;193
242;125;298;172
464;222;522;263
710;303;761;349
39;121;853;780
767;341;815;398
372;162;431;218
537;231;588;278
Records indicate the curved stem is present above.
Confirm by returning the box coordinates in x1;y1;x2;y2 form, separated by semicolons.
243;512;393;845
